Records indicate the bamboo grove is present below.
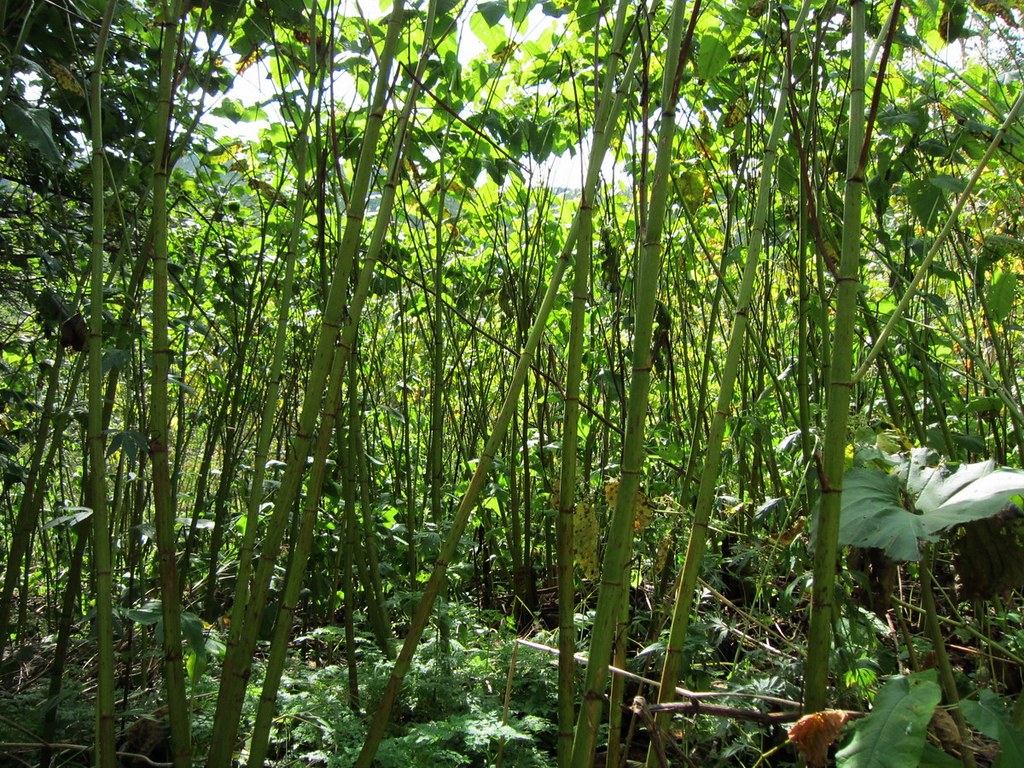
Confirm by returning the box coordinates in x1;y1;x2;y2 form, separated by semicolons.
1;0;1024;765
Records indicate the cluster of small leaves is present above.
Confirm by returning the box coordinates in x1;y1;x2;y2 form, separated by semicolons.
251;629;558;767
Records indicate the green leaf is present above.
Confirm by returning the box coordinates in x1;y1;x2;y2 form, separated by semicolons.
40;507;94;531
2;103;60;164
127;601;164;625
840;447;1024;560
987;268;1017;324
108;430;149;463
930;174;966;195
878;107;929;133
907;178;946;231
697;33;730;81
839;468;933;561
950;432;987;454
477;0;506;25
471;3;508;50
961;691;1024;767
966;396;1003;414
984;234;1024;257
920;464;1024;533
836;670;941;767
904;447;1024;526
181;611;208;657
102;348;131;374
918;742;962;767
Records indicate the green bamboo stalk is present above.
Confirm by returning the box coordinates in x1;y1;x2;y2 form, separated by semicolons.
355;18;641;768
149;1;191;765
244;339;350;768
88;4;117;767
605;583;631;766
38;519;89;768
920;551;977;768
552;3;640;762
0;345;69;665
244;4;443;762
247;0;443;740
803;0;867;714
647;1;813;759
220;60;316;628
206;10;405;764
355;407;393;655
554;167;592;768
340;361;362;704
201;379;246;619
568;0;691;760
354;220;580;768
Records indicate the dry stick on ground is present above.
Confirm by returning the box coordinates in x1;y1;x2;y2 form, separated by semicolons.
519;639;840;764
516;638;805;713
0;743;171;768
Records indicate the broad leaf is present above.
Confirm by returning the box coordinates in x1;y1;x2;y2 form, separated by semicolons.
839;468;934;561
907;178;946;230
841;448;1024;560
836;670;941;767
2;103;60;164
987;268;1017;324
697;33;730;81
918;742;962;767
916;461;1024;533
961;691;1024;768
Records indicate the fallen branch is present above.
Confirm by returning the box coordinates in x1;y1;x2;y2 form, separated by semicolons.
516;637;803;709
634;695;803;725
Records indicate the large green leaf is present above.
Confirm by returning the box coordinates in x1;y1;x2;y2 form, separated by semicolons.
840;468;934;560
836;670;941;768
907;177;946;230
961;691;1024;767
2;103;60;164
987;268;1017;324
913;459;1024;534
697;33;730;81
840;449;1024;560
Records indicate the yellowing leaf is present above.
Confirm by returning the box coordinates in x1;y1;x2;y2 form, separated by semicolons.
574;503;599;580
604;479;619;505
46;58;84;98
788;710;851;768
675;169;707;212
655;532;673;573
633;491;654;531
723;98;747;130
236;48;263;75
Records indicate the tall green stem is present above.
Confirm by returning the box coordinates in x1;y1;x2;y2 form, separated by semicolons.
569;0;691;762
149;1;191;764
244;3;439;762
554;6;642;765
355;15;639;768
88;4;117;767
648;2;812;759
205;9;407;765
803;0;867;714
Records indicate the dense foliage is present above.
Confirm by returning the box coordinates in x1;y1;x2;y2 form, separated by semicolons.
2;0;1024;766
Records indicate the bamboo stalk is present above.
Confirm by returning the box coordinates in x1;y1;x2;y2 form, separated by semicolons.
647;2;813;762
149;0;192;764
88;4;118;767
